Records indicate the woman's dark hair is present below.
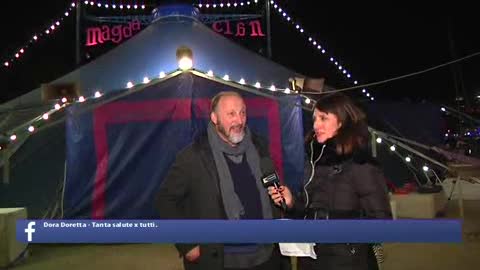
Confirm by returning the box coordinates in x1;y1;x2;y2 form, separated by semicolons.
306;92;369;155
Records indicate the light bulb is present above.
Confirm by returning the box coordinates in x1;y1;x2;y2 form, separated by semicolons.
376;138;382;143
28;126;35;132
390;145;396;151
405;157;411;162
143;77;150;84
159;71;166;78
127;82;134;88
207;70;214;77
94;91;102;98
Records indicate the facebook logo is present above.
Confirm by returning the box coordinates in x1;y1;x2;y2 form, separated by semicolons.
24;221;36;242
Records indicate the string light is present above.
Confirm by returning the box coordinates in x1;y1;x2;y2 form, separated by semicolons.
2;2;76;69
196;1;257;9
159;71;166;78
270;0;375;100
1;68;307;152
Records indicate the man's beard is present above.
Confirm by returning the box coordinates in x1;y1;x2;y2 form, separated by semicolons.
217;122;245;144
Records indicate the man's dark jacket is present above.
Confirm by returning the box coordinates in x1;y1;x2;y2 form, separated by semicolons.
155;133;285;270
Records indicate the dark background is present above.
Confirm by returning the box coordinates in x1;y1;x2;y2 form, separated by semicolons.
1;1;479;109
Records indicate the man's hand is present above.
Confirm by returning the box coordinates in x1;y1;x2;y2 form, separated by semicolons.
185;246;200;262
268;185;294;209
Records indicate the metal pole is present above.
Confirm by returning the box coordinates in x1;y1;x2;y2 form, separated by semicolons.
265;0;272;58
76;0;82;65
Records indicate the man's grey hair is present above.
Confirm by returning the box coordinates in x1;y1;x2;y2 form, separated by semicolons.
210;91;243;113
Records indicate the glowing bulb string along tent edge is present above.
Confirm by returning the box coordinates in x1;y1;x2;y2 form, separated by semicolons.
80;1;148;10
269;0;374;101
1;68;312;151
370;128;450;172
196;1;259;9
2;2;77;69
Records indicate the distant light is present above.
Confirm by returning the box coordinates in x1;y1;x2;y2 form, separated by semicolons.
10;135;17;141
405;157;411;162
283;12;286;17
287;17;291;21
33;35;38;40
134;4;138;9
141;5;145;9
354;81;358;85
143;77;150;84
20;49;24;53
343;70;347;74
334;62;338;65
94;91;102;98
42;113;49;120
46;30;50;34
127;82;134;88
269;85;276;91
239;78;246;85
338;66;343;70
54;104;61;110
112;4;116;9
423;165;429;172
120;5;124;9
71;2;76;7
362;89;366;93
441;107;446;112
61;97;67;103
321;49;326;53
15;53;19;58
127;5;131;9
97;3;101;7
223;74;230;81
65;12;69;16
390;145;396;151
347;74;351;78
284;88;291;94
305;98;311;104
296;25;300;29
84;1;88;4
159;71;166;78
78;96;85;102
366;93;370;97
56;21;60;26
376;138;382;143
255;82;261;88
330;57;334;62
28;126;35;132
371;97;374;101
207;70;214;77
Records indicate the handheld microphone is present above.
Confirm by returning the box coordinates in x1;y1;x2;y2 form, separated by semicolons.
260;158;287;211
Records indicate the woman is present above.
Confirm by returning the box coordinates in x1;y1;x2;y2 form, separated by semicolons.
270;93;391;270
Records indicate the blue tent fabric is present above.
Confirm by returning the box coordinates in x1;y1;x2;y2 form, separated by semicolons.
65;72;304;219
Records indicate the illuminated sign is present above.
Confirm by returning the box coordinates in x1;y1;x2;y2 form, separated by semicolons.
212;20;265;37
86;20;141;46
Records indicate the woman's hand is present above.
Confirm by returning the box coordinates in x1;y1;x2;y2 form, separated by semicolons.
267;185;294;209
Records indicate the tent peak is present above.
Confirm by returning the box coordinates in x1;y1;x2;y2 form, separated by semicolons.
151;4;200;23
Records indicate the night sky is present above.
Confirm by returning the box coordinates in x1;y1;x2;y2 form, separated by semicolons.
1;1;479;106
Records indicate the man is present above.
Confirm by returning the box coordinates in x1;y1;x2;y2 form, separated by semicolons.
156;91;288;270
